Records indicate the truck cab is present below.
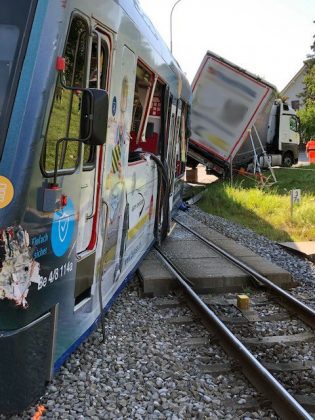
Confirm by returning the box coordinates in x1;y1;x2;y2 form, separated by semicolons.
266;100;300;167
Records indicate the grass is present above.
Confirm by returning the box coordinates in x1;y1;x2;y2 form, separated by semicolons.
198;165;315;242
45;89;82;171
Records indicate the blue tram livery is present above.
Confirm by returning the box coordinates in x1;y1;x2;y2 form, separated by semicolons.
0;0;191;413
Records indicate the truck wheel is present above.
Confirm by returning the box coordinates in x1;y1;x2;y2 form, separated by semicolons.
282;152;294;167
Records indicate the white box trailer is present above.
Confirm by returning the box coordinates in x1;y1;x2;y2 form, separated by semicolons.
189;51;300;175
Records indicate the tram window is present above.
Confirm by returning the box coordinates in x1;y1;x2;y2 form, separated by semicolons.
0;25;19;125
42;16;89;173
83;36;109;168
0;0;37;160
129;64;164;160
83;145;96;166
131;65;152;137
89;40;98;89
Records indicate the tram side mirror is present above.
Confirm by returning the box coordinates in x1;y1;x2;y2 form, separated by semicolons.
80;88;109;145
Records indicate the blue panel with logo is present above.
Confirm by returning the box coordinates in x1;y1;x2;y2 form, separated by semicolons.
51;198;75;257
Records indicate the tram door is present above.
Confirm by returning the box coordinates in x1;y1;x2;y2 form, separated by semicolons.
76;32;110;254
167;101;182;212
74;30;111;303
101;46;136;279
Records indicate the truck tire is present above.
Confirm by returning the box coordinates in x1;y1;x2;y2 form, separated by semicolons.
282;152;294;167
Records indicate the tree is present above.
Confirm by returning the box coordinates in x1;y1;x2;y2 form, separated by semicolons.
297;26;315;142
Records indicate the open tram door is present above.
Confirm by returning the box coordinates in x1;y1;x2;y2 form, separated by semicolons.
127;62;170;243
159;94;189;238
151;86;182;241
166;99;182;211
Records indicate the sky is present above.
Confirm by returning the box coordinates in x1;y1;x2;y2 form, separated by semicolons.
139;0;315;91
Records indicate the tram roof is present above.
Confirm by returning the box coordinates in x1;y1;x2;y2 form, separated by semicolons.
116;0;191;101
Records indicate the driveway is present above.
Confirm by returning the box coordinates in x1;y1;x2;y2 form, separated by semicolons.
294;151;309;167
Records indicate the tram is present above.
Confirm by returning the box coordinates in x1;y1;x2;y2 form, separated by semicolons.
0;0;191;413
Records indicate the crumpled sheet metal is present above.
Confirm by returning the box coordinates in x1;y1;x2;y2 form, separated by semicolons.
0;226;40;308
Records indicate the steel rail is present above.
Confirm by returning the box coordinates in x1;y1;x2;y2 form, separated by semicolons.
154;246;313;420
174;217;315;329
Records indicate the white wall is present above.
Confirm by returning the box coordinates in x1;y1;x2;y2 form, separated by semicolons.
281;66;306;110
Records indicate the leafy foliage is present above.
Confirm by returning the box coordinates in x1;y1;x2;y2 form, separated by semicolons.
297;26;315;141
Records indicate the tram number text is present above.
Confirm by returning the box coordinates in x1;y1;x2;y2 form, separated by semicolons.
38;261;73;290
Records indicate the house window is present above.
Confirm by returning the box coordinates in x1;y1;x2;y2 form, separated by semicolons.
291;100;300;111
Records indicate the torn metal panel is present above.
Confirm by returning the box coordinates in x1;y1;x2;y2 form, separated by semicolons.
0;226;40;308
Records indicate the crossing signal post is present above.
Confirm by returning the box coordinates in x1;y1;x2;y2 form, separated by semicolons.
290;189;301;219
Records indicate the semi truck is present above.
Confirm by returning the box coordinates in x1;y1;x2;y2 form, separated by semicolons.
188;51;300;176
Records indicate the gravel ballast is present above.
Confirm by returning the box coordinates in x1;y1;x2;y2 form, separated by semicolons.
6;206;315;419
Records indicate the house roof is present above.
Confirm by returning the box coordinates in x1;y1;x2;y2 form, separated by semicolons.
281;64;307;94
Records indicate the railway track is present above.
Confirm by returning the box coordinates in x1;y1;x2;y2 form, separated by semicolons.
153;217;315;419
174;217;315;329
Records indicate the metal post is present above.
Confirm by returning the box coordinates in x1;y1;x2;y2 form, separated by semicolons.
253;124;277;184
170;0;184;52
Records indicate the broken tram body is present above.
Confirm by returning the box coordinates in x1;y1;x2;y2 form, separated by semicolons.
0;0;191;413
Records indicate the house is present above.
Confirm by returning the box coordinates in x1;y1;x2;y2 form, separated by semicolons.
281;64;307;110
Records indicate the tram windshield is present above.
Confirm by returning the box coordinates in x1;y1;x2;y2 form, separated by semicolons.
0;0;37;156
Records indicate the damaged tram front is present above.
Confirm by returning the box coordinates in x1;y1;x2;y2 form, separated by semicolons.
0;0;191;413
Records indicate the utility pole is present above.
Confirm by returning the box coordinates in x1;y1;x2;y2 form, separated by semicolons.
170;0;184;53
